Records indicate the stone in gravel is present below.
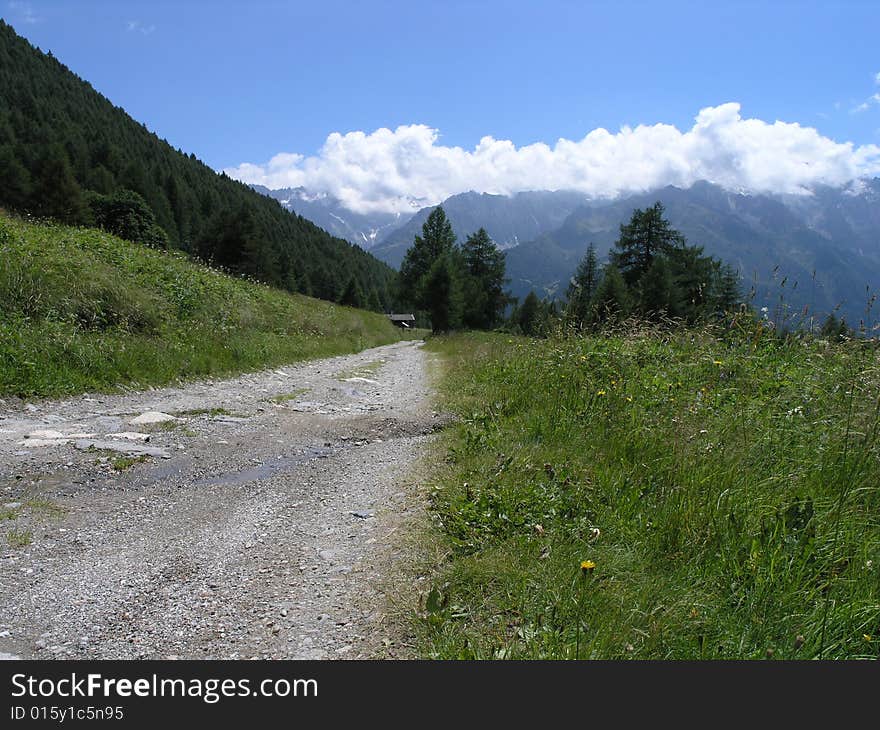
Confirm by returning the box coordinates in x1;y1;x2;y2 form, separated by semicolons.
74;439;171;459
350;511;373;519
129;411;178;425
0;652;21;660
19;438;69;448
0;630;10;638
3;503;21;510
26;429;66;440
106;432;151;442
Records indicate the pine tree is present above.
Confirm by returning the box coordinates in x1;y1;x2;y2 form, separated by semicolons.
714;263;742;313
517;291;542;336
611;202;685;287
0;146;31;209
667;243;716;321
566;243;599;326
30;145;87;224
460;227;509;329
399;206;457;310
592;264;631;323
338;276;365;308
423;253;462;333
638;256;679;318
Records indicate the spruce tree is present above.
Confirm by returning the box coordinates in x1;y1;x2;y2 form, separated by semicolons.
461;227;509;329
592;264;631;323
31;145;87;224
611;202;685;287
638;256;679;319
714;263;742;313
399;206;456;310
423;253;462;333
566;243;599;327
517;291;542;336
338;276;365;308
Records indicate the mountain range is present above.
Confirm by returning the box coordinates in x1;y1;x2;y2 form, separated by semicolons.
258;179;880;327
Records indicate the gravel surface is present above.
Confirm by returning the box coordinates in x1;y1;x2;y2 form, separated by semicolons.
0;340;440;659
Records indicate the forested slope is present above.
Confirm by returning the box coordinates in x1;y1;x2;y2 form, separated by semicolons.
0;20;396;309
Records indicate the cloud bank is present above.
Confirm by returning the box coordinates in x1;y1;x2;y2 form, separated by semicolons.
225;103;880;214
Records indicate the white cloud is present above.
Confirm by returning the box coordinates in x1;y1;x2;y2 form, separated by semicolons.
854;93;880;114
225;103;880;215
126;20;156;35
7;1;40;24
876;71;880;85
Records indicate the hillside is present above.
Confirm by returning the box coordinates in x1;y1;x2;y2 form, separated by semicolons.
0;213;408;397
0;20;396;308
504;181;880;327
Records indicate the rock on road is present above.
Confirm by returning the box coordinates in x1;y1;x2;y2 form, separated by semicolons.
0;340;439;660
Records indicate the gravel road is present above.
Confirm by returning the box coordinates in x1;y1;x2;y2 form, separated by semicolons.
0;340;439;660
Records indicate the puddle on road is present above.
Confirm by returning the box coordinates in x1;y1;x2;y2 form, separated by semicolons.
192;447;334;488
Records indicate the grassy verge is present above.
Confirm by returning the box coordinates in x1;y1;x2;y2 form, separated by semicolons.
418;327;880;659
0;213;415;397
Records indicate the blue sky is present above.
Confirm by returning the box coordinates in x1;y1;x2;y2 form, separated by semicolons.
4;0;880;212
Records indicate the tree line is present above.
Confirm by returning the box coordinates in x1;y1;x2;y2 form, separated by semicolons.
397;207;511;331
398;201;745;335
0;20;396;310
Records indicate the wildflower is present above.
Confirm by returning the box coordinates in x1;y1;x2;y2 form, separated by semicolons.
865;634;873;643
580;560;596;575
626;396;633;402
596;389;606;396
713;360;723;366
588;527;601;542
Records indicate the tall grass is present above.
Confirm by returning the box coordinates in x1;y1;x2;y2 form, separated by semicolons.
418;323;880;659
0;213;412;397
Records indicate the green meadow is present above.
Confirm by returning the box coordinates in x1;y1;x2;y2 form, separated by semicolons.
418;325;880;659
0;213;410;397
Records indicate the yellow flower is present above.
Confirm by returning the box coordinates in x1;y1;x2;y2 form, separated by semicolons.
713;360;723;366
580;560;596;575
865;634;873;642
626;396;633;402
596;389;606;396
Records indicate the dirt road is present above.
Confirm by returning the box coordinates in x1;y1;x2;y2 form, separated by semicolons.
0;340;438;659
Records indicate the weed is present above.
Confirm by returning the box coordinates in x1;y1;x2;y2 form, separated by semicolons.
23;497;66;518
111;455;149;471
268;388;309;403
7;528;32;547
